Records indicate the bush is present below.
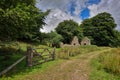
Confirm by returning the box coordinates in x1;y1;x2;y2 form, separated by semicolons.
0;47;19;55
0;42;24;55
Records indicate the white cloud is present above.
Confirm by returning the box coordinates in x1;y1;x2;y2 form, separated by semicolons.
40;9;81;32
36;0;88;32
37;0;120;32
36;0;70;12
88;0;120;30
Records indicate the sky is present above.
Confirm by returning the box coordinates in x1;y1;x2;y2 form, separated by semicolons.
36;0;120;32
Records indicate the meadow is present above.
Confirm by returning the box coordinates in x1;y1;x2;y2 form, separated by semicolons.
0;42;120;80
90;48;120;80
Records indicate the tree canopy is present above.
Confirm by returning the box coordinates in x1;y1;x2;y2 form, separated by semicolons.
0;0;36;10
46;31;63;47
0;0;49;42
80;12;120;47
55;20;83;44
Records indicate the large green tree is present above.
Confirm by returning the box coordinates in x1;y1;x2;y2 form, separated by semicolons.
56;20;83;43
80;12;120;47
0;0;49;41
0;0;36;10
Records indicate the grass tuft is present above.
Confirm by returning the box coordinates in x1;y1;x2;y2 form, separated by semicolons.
90;48;120;80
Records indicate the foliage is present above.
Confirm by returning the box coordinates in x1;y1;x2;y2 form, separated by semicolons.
80;12;120;47
0;47;19;55
0;0;49;42
111;30;120;47
56;20;83;44
0;42;107;79
0;0;36;10
0;42;51;75
41;31;63;47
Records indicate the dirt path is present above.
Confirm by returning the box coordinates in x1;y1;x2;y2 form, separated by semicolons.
24;49;112;80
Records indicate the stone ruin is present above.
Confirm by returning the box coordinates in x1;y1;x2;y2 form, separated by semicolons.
81;37;91;45
60;42;71;48
71;36;80;46
60;36;91;48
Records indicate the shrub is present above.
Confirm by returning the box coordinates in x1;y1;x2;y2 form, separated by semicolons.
0;47;18;55
0;41;25;55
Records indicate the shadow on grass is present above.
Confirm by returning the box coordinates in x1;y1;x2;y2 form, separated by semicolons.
0;50;56;78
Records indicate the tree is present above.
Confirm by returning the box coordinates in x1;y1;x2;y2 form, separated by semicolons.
110;30;120;47
42;31;63;47
80;12;119;47
0;0;36;10
56;20;83;44
0;0;49;42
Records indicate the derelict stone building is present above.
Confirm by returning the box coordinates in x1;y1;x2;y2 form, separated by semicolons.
71;36;80;46
81;37;91;45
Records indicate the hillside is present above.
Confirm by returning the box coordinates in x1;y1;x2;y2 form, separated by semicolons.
1;44;119;80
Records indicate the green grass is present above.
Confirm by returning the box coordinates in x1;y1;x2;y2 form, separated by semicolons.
0;53;24;72
0;42;27;73
57;45;105;59
0;45;104;80
0;59;63;80
0;41;52;76
0;42;110;79
90;49;120;80
98;49;120;74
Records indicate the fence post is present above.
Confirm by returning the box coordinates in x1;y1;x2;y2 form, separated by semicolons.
52;47;56;60
26;46;33;67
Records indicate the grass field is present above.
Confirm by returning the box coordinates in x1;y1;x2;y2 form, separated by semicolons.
0;42;120;80
90;48;120;80
0;42;52;76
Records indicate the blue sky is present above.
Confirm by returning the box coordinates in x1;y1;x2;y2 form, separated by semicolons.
68;0;76;16
66;0;101;20
67;0;101;20
37;0;120;32
80;0;101;20
88;0;101;5
80;8;90;20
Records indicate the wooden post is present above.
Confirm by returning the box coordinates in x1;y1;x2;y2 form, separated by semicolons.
26;46;33;67
52;47;55;60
